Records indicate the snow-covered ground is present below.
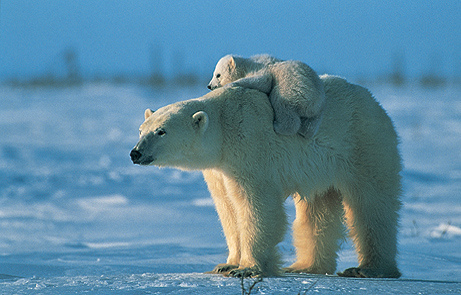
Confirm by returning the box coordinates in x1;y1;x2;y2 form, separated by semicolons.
0;82;459;294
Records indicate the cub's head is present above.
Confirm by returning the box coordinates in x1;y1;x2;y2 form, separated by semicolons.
207;55;245;90
130;99;221;170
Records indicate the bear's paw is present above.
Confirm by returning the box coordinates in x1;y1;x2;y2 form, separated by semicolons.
337;267;401;278
228;266;262;278
283;266;332;275
205;263;239;275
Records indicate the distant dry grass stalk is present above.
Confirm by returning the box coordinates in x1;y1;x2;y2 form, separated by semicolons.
240;276;263;295
298;277;320;294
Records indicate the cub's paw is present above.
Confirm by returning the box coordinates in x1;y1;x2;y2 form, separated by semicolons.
205;263;239;275
228;266;262;278
298;116;322;138
337;267;401;278
273;120;299;136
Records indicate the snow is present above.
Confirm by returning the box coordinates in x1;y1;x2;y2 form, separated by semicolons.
0;83;460;293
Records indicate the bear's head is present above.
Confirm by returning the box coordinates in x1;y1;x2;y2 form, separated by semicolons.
207;55;245;90
130;99;222;170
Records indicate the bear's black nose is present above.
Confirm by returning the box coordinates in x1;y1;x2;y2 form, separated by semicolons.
207;84;212;90
130;149;142;164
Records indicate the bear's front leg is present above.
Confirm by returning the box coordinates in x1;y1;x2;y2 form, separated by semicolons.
202;170;241;274
226;179;287;277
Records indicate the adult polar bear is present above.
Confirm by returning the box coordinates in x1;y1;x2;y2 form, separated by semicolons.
130;75;402;278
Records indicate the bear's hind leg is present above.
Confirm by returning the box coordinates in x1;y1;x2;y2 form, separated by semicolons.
285;189;344;275
340;188;401;278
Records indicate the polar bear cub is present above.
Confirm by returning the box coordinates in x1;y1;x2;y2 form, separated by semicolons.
208;54;325;138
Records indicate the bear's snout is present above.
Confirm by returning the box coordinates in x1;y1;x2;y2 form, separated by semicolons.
207;84;213;90
130;149;142;164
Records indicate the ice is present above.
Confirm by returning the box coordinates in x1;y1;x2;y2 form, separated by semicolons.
430;223;461;240
0;83;460;293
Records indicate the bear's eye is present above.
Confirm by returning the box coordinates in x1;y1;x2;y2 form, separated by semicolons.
155;128;166;137
216;73;221;78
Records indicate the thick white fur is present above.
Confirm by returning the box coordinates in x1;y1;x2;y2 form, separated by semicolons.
132;75;402;278
208;54;325;138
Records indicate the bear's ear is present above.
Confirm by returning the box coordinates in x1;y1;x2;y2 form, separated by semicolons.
192;111;209;133
144;109;154;120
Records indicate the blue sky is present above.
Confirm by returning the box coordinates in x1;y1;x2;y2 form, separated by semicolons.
1;0;460;80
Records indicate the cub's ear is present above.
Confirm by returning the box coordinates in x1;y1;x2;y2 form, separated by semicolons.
144;109;154;120
228;56;236;70
192;111;209;132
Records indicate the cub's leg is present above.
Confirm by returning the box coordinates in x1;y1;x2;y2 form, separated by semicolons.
339;187;401;278
298;113;323;138
269;90;302;136
202;170;240;274
228;73;273;94
285;190;344;275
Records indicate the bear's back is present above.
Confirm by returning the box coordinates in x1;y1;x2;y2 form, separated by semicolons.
318;75;397;143
318;75;401;191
